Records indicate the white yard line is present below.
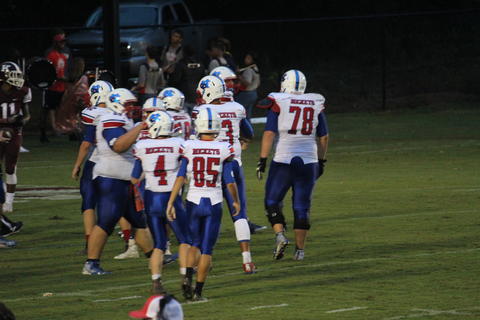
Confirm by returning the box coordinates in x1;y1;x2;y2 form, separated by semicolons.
325;306;367;313
384;308;473;319
93;295;142;303
250;303;288;310
3;247;478;303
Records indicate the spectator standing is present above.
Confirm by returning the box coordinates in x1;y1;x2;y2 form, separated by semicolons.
42;28;71;142
160;30;184;78
236;52;260;119
133;46;165;105
168;45;205;112
207;40;236;73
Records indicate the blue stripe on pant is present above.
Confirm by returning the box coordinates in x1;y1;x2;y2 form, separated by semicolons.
94;176;147;235
0;178;4;204
222;159;248;222
186;198;222;255
144;190;191;250
80;160;97;212
265;156;319;224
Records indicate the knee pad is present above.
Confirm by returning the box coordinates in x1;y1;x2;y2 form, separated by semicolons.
293;209;311;230
6;173;17;185
234;218;250;242
265;205;286;227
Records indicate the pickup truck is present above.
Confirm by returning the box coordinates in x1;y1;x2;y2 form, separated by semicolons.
68;0;221;84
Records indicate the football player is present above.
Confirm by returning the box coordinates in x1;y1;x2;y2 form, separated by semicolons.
193;75;257;274
158;88;191;140
82;88;153;275
72;80;113;253
256;70;329;260
132;111;191;294
167;105;240;301
0;61;31;214
0;128;18;247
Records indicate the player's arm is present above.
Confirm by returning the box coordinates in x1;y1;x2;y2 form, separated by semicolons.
257;109;278;179
223;159;240;216
111;123;147;153
316;112;329;178
71;125;95;180
20;103;31;125
239;118;254;150
166;158;188;221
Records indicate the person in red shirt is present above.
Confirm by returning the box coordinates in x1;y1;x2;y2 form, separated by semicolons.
41;28;71;142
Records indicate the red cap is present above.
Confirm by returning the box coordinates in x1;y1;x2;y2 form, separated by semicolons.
129;295;163;319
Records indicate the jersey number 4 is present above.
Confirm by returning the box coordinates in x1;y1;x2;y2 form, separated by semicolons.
288;106;314;135
154;155;168;185
193;157;220;187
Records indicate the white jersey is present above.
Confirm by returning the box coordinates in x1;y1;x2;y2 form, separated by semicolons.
133;137;184;192
193;101;246;164
181;139;234;205
93;113;136;181
268;92;325;164
80;106;111;163
167;110;192;140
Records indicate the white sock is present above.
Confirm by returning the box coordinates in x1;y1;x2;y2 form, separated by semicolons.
165;240;172;255
180;267;186;275
152;274;161;281
242;251;252;264
5;192;14;204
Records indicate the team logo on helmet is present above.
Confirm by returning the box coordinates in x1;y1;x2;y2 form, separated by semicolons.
200;79;210;90
163;89;174;97
211;71;221;78
109;93;121;103
149;112;162;123
90;84;101;94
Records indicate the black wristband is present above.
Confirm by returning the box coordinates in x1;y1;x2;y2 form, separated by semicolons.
319;159;327;164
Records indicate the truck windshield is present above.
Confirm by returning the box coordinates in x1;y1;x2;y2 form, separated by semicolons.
87;6;158;27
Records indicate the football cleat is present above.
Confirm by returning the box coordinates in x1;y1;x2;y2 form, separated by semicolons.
273;233;289;260
1;221;23;237
2;202;13;213
152;279;166;295
182;276;193;300
249;221;267;234
243;262;256;274
163;253;178;265
293;248;305;261
192;293;208;302
0;236;16;248
114;241;140;259
82;261;111;275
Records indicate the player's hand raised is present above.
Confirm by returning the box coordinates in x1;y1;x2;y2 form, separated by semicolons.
256;157;267;180
72;165;81;180
167;203;176;221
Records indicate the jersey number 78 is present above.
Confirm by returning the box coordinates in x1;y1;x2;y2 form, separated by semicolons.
288;106;314;135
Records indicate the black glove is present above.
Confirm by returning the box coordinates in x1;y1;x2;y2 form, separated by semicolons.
317;159;327;179
256;157;267;180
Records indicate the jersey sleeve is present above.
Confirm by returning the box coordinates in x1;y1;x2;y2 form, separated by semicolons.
177;157;188;177
316;112;329;137
131;159;143;179
222;160;235;184
103;127;127;148
23;88;32;103
81;109;96;125
264;109;279;133
240;118;254;139
83;125;96;143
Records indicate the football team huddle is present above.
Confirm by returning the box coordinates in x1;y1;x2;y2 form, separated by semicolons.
0;62;329;302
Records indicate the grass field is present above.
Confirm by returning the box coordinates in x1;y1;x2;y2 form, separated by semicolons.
1;106;479;320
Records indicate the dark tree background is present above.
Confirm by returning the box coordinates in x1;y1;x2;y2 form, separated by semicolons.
1;0;479;112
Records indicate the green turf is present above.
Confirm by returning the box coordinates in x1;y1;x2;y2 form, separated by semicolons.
1;106;479;319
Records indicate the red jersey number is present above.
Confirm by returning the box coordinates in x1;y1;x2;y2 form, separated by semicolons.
221;119;234;145
154;155;168;185
192;157;220;187
288;106;314;135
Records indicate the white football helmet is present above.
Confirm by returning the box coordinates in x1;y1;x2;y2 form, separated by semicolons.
280;69;306;94
0;61;24;88
88;80;113;106
158;87;185;111
210;66;237;81
146;111;173;138
106;88;137;114
196;75;225;104
195;107;221;135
